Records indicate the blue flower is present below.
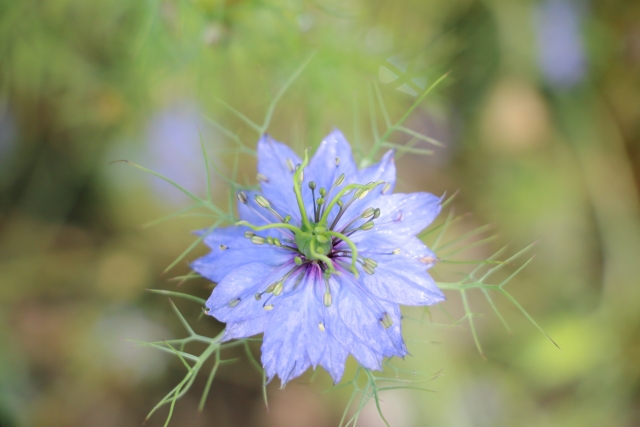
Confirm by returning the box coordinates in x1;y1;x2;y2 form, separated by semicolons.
193;129;445;385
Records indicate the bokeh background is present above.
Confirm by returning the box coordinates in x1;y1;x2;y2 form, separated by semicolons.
1;0;640;426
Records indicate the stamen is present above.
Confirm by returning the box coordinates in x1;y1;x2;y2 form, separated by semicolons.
251;236;265;245
363;264;375;275
392;248;401;254
255;195;270;208
335;156;340;166
323;181;384;229
309;181;318;221
263;304;274;311
244;231;255;238
237;191;248;204
318;322;326;332
219;244;228;250
286;158;295;172
257;173;269;183
294;256;303;265
323;280;332;306
228;298;241;307
380;312;393;328
382;183;392;194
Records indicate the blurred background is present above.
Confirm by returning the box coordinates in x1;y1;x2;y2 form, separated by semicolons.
1;0;640;426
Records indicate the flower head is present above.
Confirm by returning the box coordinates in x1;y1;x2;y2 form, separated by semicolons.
193;129;444;385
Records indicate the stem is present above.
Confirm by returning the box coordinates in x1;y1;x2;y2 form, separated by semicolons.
325;231;359;277
236;220;302;235
319;182;383;226
293;148;313;231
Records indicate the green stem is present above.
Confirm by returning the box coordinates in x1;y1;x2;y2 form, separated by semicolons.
310;239;336;273
236;220;302;235
293;148;313;231
325;231;359;277
319;181;383;226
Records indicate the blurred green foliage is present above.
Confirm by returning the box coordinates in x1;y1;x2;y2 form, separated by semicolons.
1;0;640;426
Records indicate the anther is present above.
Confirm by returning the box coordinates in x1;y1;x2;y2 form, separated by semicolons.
337;199;344;208
265;283;276;293
266;236;274;245
382;183;392;194
286;158;295;172
316;197;325;206
294;256;303;265
362;207;375;218
254;293;262;301
334;173;345;187
392;248;401;254
420;255;436;264
318;322;326;332
360;221;374;231
257;173;269;182
363;258;378;268
323;291;332;307
319;187;327;197
284;215;291;223
363;264;375;275
251;236;266;245
380;312;393;329
244;231;255;238
272;281;283;296
255;194;270;208
335;156;340;166
263;304;274;311
228;298;241;308
373;208;381;219
237;191;248;204
358;189;370;200
308;181;316;190
219;244;228;250
273;238;282;247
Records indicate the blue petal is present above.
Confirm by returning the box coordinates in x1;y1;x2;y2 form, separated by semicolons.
357;149;396;193
223;317;267;341
257;135;301;222
358;237;445;306
306;129;358;194
351;192;442;248
205;262;295;323
328;150;398;230
333;274;407;358
261;268;327;384
192;227;293;283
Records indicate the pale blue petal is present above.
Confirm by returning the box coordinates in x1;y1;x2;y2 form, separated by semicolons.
351;192;441;248
261;269;327;384
192;227;293;283
333;150;397;227
306;129;358;193
334;274;407;358
223;317;267;341
205;262;295;323
357;237;445;306
257;135;301;222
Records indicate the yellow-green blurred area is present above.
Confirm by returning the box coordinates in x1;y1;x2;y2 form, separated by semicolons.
1;0;640;426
